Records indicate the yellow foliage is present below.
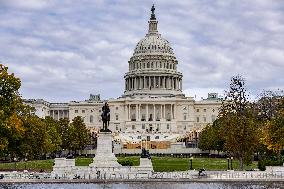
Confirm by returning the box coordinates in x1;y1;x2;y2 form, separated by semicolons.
6;113;25;134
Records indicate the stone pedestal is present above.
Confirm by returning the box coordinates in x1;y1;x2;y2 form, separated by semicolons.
89;132;121;168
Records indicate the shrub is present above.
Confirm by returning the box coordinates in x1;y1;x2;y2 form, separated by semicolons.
118;159;133;166
258;158;283;171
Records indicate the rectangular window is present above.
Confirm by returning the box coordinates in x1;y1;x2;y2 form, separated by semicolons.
204;109;206;112
142;124;145;129
75;110;78;113
197;109;199;112
116;125;119;130
196;117;199;122
82;110;85;113
203;117;206;122
132;125;135;130
116;114;119;120
183;114;187;120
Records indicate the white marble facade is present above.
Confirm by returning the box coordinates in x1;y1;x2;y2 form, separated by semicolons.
24;7;222;143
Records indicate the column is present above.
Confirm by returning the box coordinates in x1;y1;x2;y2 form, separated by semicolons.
173;104;176;120
158;76;161;88
170;105;173;120
144;76;146;89
134;77;137;90
135;104;138;121
153;104;156;121
163;105;166;119
160;104;162;120
166;77;168;89
146;104;149;121
138;104;140;120
128;104;130;120
146;76;149;89
124;105;127;121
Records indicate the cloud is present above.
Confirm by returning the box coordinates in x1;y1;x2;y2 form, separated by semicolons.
0;0;283;102
0;0;50;10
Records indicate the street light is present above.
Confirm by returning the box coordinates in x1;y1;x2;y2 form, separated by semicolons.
227;158;230;170
24;158;27;170
190;157;193;170
13;157;17;171
231;157;233;170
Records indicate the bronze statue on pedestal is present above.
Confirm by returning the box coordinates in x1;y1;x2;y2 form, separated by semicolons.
100;102;111;132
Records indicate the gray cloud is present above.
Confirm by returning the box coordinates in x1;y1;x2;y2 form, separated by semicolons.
0;0;283;102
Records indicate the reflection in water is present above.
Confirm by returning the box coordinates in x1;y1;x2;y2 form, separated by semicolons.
0;182;283;189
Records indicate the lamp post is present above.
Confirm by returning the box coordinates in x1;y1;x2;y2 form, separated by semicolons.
227;158;230;170
230;157;233;170
190;157;193;170
24;158;27;170
13;157;17;171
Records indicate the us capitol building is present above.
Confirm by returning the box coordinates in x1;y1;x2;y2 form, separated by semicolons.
25;6;221;151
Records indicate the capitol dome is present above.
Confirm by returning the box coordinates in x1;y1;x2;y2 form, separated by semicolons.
134;34;174;55
124;5;184;97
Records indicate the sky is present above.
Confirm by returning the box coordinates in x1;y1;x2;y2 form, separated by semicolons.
0;0;283;102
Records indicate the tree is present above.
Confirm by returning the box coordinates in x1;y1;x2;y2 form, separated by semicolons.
255;90;284;121
0;64;26;157
44;117;62;155
20;116;50;159
199;120;224;153
66;116;90;153
198;124;215;152
58;118;70;150
219;75;259;170
262;97;284;156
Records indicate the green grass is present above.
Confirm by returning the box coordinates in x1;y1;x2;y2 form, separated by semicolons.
151;157;258;172
0;159;54;172
0;157;257;172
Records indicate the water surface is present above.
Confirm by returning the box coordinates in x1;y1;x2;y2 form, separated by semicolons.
0;182;283;189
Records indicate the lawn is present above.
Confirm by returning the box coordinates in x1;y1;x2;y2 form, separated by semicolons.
151;157;257;172
0;157;257;172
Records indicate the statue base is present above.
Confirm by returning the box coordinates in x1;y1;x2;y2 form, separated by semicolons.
100;128;112;133
89;131;121;168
